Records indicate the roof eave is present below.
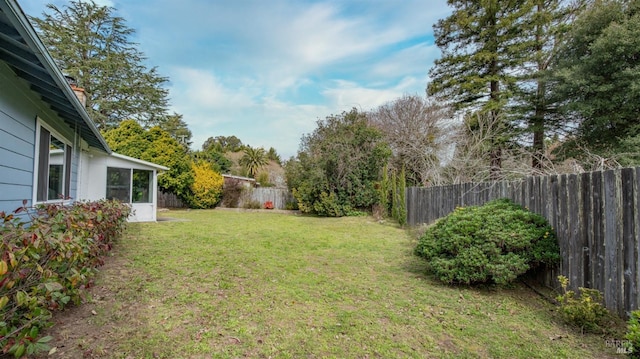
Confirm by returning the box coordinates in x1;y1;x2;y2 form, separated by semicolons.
1;0;111;154
110;152;169;171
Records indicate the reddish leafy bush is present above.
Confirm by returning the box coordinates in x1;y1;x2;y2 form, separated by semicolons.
0;200;130;357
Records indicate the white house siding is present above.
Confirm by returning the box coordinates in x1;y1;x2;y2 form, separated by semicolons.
0;61;83;215
81;152;162;222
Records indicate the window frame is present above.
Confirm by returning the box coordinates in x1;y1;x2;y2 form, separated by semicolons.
106;167;153;204
33;119;73;204
106;167;132;203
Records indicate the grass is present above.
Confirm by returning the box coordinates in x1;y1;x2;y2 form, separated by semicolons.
45;209;624;358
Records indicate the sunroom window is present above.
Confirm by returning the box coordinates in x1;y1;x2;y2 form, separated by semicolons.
106;167;130;202
106;167;152;204
132;169;152;203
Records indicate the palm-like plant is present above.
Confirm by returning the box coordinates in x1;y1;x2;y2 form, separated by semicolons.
240;146;268;178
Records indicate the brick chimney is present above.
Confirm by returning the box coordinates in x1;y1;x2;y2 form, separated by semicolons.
64;75;87;108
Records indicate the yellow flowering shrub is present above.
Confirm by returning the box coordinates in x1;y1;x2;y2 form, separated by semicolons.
190;161;224;208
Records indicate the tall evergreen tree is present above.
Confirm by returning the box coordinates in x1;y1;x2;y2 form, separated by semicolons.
512;0;586;170
552;0;640;163
31;0;170;129
428;0;535;179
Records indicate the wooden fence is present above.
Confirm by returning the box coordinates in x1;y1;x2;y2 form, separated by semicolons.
157;191;186;208
239;188;294;210
406;167;640;317
157;188;294;210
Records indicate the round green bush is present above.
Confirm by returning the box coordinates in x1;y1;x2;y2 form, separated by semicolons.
414;198;559;285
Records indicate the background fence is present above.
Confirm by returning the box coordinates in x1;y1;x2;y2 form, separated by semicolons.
158;188;294;210
238;188;293;210
406;167;640;317
157;191;186;208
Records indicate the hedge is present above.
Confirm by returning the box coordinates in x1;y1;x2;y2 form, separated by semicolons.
0;200;130;357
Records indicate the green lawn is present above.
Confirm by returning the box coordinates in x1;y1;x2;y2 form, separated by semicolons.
43;210;623;358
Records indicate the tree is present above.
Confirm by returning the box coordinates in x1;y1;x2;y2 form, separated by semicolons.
442;111;524;183
512;0;587;170
290;108;391;216
31;0;170;129
103;120;194;202
161;113;192;149
391;166;407;226
239;146;268;178
428;0;535;179
266;147;281;164
552;0;640;164
192;150;232;174
369;95;452;186
201;135;244;153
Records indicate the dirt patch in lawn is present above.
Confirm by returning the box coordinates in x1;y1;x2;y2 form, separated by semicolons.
35;252;143;358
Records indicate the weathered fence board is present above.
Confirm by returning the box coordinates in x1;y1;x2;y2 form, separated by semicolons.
157;191;186;208
406;166;640;317
238;187;293;210
622;168;637;318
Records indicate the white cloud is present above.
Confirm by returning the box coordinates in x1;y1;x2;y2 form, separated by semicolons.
322;79;425;113
370;43;441;80
167;66;327;158
22;0;454;158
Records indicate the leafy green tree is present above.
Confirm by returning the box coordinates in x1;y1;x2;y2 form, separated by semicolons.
192;150;232;174
103;120;194;202
428;0;535;179
240;146;268;178
290;108;391;216
202;135;244;153
195;135;242;174
31;0;170;129
552;0;640;164
161;113;192;149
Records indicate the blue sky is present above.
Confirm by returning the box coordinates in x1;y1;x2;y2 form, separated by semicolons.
22;0;451;158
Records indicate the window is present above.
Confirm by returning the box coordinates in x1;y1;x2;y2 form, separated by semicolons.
35;124;72;202
106;167;131;202
132;169;152;203
106;167;153;204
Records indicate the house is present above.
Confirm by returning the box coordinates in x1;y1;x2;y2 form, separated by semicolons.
51;150;168;222
0;0;166;222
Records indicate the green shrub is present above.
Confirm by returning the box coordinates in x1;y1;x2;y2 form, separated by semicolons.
414;198;559;285
0;200;130;357
312;192;350;217
556;275;609;333
284;201;298;211
188;161;224;209
626;310;640;357
242;200;262;209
